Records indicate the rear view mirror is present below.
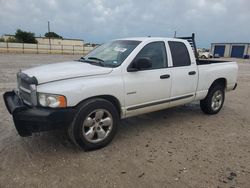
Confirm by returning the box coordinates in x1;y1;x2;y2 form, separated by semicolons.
127;57;152;72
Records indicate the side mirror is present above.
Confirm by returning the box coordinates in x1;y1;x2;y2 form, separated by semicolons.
127;57;152;72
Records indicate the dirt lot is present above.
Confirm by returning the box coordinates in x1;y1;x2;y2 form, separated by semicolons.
0;53;249;188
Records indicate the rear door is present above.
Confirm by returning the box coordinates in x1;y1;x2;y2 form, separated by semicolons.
124;41;172;115
168;41;198;104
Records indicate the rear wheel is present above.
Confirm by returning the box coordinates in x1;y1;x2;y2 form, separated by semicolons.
68;98;119;150
200;84;225;114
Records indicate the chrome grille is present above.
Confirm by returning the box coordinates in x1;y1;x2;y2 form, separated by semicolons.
17;73;37;106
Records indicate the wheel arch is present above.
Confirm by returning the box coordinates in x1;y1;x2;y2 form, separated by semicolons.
76;95;122;118
209;78;227;90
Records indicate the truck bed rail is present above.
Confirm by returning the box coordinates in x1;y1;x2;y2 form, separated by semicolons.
176;33;199;60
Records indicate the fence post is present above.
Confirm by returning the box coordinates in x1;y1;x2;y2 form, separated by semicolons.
22;43;24;53
62;45;63;54
6;42;9;53
37;43;38;54
73;45;74;55
83;45;84;55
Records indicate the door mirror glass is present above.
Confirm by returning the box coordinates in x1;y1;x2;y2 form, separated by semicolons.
128;57;152;72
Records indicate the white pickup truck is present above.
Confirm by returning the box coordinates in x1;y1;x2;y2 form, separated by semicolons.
4;34;238;150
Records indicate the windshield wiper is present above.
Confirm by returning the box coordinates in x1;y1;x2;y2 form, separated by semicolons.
78;57;105;67
88;57;104;62
87;57;105;67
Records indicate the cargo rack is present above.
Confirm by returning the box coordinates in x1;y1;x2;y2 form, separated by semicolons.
176;33;199;60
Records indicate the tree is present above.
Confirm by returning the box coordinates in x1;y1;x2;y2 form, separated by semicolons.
0;37;4;42
44;32;62;39
15;29;37;43
6;37;16;43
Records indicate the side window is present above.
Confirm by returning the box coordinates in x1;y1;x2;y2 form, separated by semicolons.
168;41;191;67
134;41;167;69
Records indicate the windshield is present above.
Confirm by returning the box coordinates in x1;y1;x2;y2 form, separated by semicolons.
83;40;141;67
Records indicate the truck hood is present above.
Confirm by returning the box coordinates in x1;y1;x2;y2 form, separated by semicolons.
23;61;113;84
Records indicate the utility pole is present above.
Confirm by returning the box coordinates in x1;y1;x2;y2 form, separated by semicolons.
174;31;177;38
48;21;51;53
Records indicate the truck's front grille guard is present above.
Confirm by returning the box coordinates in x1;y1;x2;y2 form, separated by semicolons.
17;74;37;106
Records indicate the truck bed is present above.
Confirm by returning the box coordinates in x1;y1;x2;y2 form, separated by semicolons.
197;59;229;65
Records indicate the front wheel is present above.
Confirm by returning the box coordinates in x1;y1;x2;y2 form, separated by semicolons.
68;98;119;150
200;84;225;114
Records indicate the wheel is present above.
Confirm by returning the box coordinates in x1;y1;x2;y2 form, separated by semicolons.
68;98;119;150
200;84;225;114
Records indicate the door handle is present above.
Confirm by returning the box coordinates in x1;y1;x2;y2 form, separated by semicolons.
188;71;196;75
160;74;170;79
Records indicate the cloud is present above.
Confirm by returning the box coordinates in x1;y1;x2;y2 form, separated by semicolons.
0;0;249;47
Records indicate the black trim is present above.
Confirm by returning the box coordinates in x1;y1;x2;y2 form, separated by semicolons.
188;71;196;75
160;74;170;79
127;91;137;95
127;94;193;111
197;59;229;65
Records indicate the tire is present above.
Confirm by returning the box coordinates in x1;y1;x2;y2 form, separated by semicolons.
200;84;225;114
68;98;119;150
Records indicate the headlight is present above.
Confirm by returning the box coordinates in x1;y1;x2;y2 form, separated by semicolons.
38;93;67;108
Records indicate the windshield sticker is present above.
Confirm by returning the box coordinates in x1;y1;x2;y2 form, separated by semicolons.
114;47;127;52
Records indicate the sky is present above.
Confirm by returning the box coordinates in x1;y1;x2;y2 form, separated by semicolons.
0;0;249;48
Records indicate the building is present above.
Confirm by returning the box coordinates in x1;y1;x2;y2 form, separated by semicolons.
211;43;250;58
2;34;84;46
36;37;84;46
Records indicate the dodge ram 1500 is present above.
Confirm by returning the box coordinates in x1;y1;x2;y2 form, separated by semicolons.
3;34;238;150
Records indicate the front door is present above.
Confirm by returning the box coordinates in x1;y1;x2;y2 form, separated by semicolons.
123;41;172;116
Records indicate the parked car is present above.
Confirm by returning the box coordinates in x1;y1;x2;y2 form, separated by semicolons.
198;49;213;59
3;35;238;150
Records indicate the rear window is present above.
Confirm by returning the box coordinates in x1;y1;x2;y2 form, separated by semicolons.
168;41;191;67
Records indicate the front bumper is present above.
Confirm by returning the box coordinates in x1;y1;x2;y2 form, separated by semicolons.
3;91;76;137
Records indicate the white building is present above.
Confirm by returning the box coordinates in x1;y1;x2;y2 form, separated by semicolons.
36;37;84;46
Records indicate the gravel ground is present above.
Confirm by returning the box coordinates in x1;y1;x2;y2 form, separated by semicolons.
0;53;250;188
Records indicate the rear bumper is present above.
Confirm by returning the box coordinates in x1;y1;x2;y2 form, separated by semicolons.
3;91;76;137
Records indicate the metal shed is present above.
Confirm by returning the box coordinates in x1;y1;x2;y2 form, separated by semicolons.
211;43;250;58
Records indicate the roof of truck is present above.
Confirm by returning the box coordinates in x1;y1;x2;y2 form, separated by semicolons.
116;37;185;42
